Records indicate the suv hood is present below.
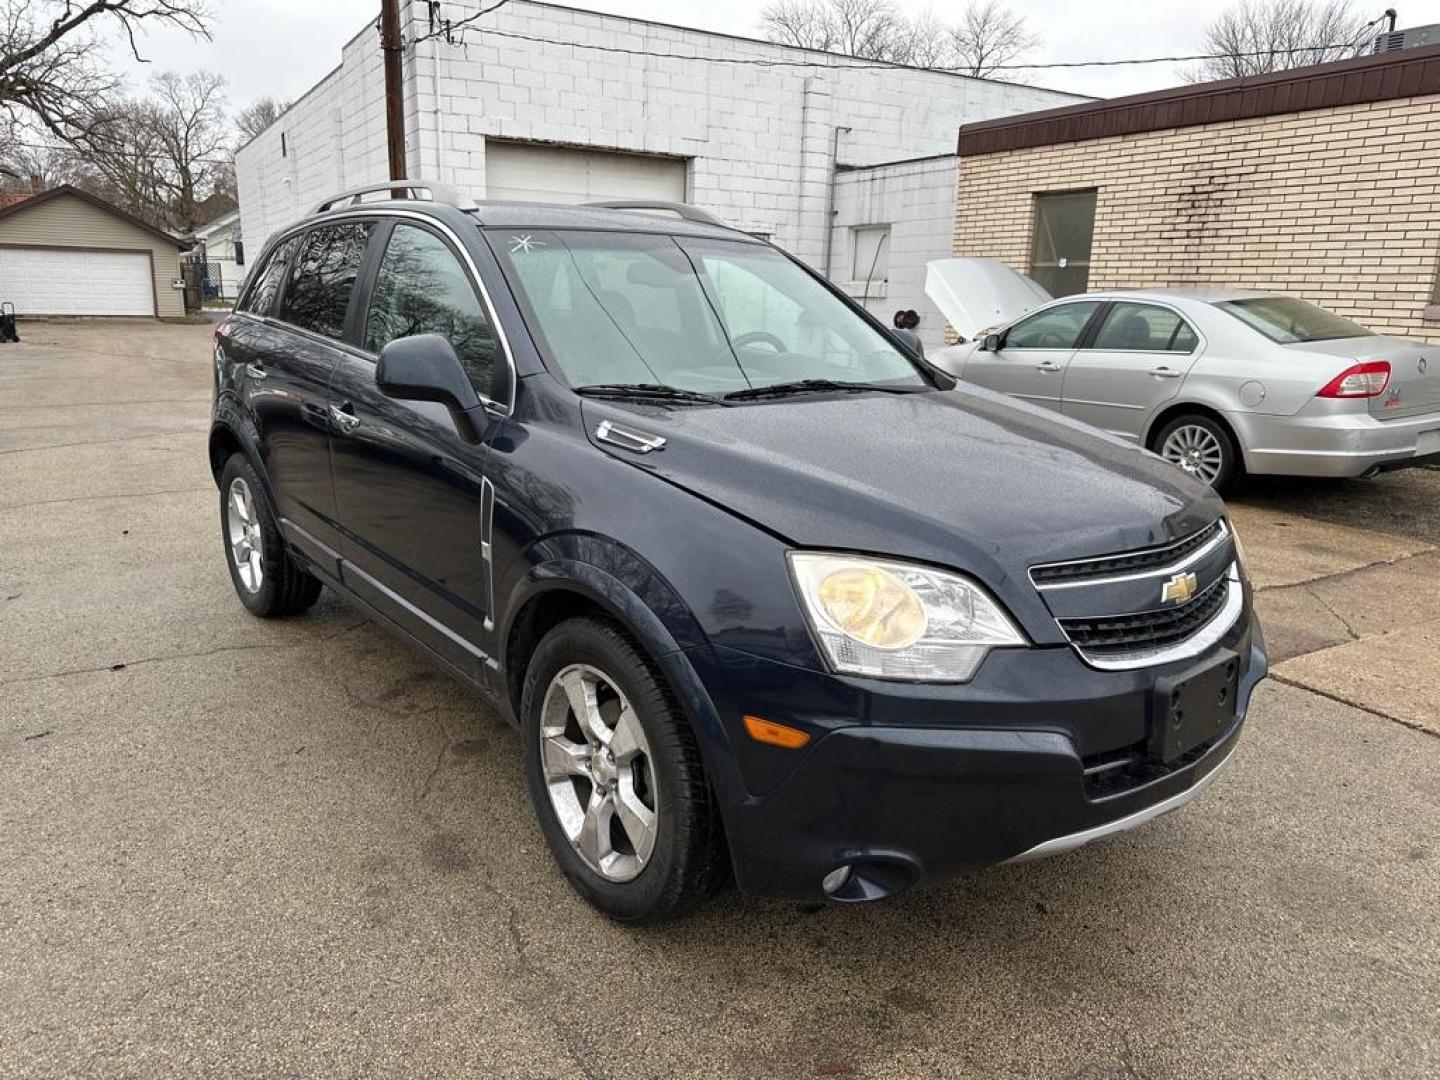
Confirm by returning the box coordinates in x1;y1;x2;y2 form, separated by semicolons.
925;258;1052;341
583;389;1222;617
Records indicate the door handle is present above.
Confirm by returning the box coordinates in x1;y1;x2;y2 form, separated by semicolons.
1150;366;1184;379
1037;361;1063;373
329;403;361;432
245;362;267;380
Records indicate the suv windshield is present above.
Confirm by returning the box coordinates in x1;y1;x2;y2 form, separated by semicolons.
1217;296;1373;344
488;229;927;396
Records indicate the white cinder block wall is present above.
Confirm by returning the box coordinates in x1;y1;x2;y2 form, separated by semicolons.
831;156;958;352
237;1;1080;275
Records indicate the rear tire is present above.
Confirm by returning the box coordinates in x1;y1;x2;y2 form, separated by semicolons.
1154;414;1240;494
521;616;728;923
218;453;322;617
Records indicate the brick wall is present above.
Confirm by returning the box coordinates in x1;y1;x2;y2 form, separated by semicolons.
237;0;1079;267
953;95;1440;343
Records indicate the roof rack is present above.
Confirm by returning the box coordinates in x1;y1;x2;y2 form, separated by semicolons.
583;200;726;227
309;179;476;216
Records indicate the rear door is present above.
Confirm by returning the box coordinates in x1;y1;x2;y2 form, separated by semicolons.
328;219;507;677
1061;300;1204;439
251;220;378;571
968;300;1102;411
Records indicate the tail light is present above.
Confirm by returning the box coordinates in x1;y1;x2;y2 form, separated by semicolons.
1317;361;1390;398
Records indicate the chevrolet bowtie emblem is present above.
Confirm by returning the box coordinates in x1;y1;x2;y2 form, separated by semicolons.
1161;571;1199;605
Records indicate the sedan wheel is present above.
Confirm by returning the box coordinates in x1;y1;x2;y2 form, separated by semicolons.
539;663;659;882
1160;423;1227;487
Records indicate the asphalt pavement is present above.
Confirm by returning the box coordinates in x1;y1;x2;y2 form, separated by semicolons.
2;321;1437;1078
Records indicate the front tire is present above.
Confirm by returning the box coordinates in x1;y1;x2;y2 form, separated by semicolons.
521;616;727;923
218;453;322;617
1154;414;1240;494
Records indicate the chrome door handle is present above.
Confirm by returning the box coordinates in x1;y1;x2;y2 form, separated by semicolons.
245;363;267;379
1150;366;1183;379
329;404;361;431
1037;361;1063;373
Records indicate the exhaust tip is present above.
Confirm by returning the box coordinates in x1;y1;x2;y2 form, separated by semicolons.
821;857;920;903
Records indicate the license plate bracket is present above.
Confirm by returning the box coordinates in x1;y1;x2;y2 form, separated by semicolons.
1151;654;1240;764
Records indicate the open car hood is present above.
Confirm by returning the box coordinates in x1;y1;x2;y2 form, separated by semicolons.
925;258;1052;341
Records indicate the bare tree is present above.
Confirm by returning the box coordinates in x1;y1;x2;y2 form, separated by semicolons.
0;1;209;146
83;71;230;231
235;96;287;143
1190;0;1375;81
947;1;1042;78
758;0;1040;74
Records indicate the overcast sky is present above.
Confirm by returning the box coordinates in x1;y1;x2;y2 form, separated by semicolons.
108;0;1440;113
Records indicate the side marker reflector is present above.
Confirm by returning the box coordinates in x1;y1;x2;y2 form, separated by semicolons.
742;715;811;750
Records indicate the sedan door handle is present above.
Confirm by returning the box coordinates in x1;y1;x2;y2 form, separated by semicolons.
1150;366;1184;379
245;362;267;380
1036;361;1063;373
329;403;361;432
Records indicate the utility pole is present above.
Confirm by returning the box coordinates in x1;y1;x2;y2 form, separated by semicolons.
380;0;406;183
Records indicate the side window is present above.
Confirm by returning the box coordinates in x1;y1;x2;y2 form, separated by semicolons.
239;237;296;316
1091;302;1197;352
364;223;501;399
1004;301;1101;350
279;222;375;340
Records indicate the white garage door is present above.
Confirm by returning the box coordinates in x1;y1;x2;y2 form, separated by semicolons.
485;142;687;205
0;248;154;316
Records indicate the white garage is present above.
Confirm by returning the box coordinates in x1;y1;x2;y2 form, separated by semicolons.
485;142;688;205
0;186;185;318
0;248;155;316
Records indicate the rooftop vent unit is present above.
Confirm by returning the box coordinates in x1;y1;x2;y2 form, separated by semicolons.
1373;23;1440;52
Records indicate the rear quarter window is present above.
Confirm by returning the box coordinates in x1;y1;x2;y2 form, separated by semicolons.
238;237;297;316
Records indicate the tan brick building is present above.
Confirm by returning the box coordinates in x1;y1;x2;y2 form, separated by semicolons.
952;46;1440;343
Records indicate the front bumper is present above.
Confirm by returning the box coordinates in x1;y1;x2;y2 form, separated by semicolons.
694;616;1266;902
1234;407;1440;478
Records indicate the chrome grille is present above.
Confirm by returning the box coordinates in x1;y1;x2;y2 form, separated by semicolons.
1058;572;1229;653
1030;520;1226;587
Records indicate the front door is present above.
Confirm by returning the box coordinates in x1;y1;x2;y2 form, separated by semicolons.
329;220;508;678
1061;301;1203;440
968;300;1102;412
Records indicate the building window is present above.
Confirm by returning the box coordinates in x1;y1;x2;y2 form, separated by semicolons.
1030;190;1096;297
850;225;890;283
234;239;245;267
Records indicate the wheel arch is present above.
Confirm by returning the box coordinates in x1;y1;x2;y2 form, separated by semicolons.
1146;401;1243;456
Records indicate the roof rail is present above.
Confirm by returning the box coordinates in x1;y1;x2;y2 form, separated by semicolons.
583;200;726;227
309;179;476;216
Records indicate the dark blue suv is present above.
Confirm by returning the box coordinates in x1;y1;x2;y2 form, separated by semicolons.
210;182;1267;922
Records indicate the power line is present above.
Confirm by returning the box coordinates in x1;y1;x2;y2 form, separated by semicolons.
428;24;1379;74
415;0;513;45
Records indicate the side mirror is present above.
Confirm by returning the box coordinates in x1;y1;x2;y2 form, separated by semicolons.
375;334;487;444
982;333;1003;352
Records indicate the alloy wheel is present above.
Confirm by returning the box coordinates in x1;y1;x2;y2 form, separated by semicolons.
539;664;658;882
1161;424;1225;486
226;476;264;593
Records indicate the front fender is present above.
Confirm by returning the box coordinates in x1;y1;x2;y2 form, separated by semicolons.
499;542;749;817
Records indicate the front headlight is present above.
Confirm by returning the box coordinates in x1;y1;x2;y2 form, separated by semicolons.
788;552;1026;682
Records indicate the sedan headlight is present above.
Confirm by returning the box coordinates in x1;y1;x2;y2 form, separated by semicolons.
788;553;1026;682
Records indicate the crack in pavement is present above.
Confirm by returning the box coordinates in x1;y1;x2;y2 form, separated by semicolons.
0;486;213;513
0;429;202;456
1303;584;1361;641
0;619;367;689
1252;544;1440;595
1269;674;1440;742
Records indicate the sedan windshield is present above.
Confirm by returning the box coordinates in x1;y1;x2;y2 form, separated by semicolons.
488;229;927;397
1217;296;1374;344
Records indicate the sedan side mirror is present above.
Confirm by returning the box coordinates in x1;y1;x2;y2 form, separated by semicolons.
982;333;1003;352
375;334;488;444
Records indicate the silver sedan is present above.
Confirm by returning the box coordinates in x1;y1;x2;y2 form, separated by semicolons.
925;258;1440;493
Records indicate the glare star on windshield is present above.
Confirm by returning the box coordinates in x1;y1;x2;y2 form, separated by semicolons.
510;234;544;253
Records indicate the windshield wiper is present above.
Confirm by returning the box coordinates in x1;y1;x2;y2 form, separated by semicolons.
723;379;920;402
575;383;727;406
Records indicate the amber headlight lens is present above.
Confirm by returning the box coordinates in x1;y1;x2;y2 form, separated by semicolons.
789;553;1026;682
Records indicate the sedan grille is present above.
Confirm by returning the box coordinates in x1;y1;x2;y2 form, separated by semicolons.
1030;520;1225;586
1057;572;1230;654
